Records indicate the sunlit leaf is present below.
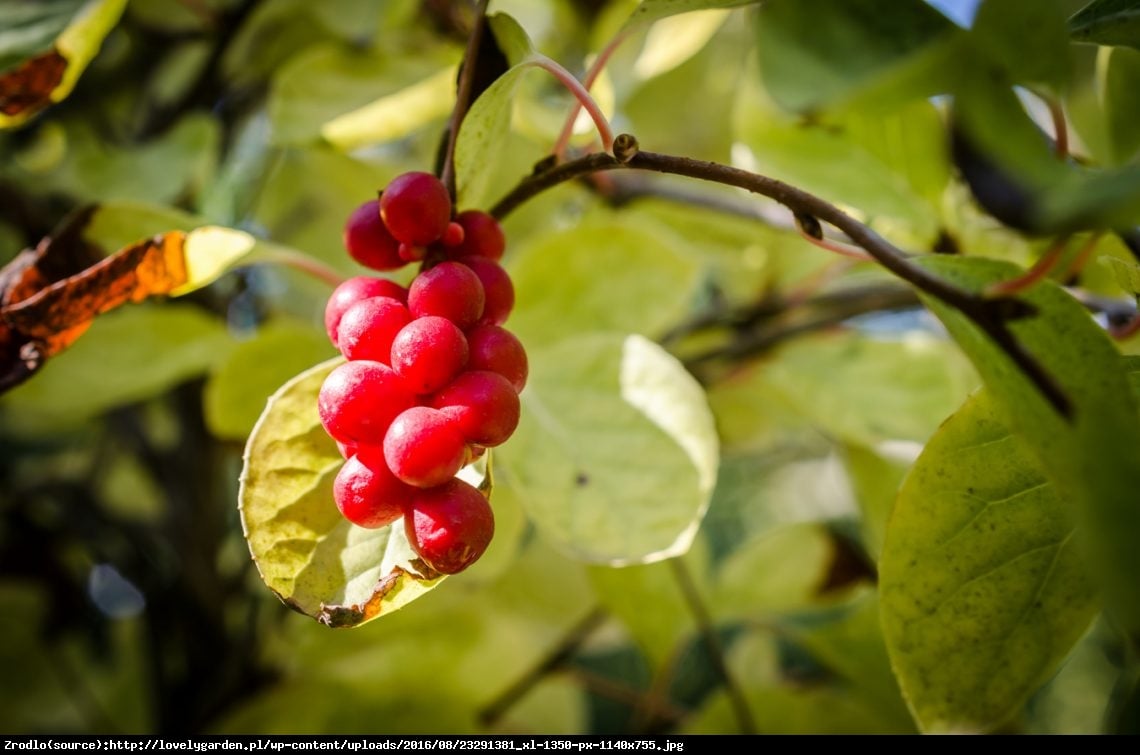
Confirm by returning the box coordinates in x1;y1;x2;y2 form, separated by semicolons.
0;0;127;128
880;388;1099;733
1070;0;1140;49
321;65;458;150
632;9;731;80
623;0;757;29
1104;254;1140;295
239;358;475;627
500;333;717;565
916;255;1140;637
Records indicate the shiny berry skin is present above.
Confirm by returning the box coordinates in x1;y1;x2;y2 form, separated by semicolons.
383;407;468;488
431;371;520;447
379;172;452;246
336;296;411;363
408;261;485;330
466;325;528;392
318;360;415;445
334;455;413;528
344;199;404;271
390;316;469;395
460;258;514;326
405;478;494;574
451;210;505;261
324;277;408;346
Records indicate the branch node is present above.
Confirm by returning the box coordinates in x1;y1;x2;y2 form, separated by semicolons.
613;133;639;164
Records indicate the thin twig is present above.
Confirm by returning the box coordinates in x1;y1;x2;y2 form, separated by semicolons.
669;558;755;734
440;0;491;201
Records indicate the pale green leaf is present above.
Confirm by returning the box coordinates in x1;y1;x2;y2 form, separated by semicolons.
762;330;979;446
880;388;1099;733
1070;0;1140;49
1103;254;1140;295
204;320;336;441
1101;45;1140;164
507;216;701;346
632;9;731;80
916;255;1140;635
0;304;232;435
711;523;834;619
624;0;757;29
842;442;916;561
321;65;458;150
500;333;718;565
238;358;457;627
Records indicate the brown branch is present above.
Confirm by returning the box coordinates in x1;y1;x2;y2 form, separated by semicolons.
491;146;1071;417
440;0;491;201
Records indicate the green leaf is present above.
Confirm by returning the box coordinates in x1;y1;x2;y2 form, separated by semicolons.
842;442;915;562
1101;46;1140;164
1070;0;1140;49
239;358;461;627
321;64;458;151
970;0;1072;88
761;330;979;447
1104;254;1140;295
623;0;757;30
500;333;718;565
710;523;835;618
879;388;1099;733
454;14;534;210
916;255;1140;637
0;303;232;435
0;0;127;128
506;215;701;346
204;320;336;441
754;0;954;113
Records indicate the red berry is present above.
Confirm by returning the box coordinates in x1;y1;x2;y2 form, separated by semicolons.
318;361;415;445
441;221;465;247
390;316;469;394
430;371;520;447
334;455;414;528
451;210;505;261
379;172;452;246
408;261;485;329
384;407;468;488
324;277;407;346
344;199;404;271
405;478;494;574
336;296;412;363
467;325;528;392
460;258;514;326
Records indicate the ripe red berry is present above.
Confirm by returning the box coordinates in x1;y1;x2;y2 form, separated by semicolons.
408;261;485;329
384;407;469;488
324;277;408;346
336;296;412;363
441;221;465;247
405;478;494;574
379;172;452;246
430;371;520;447
466;325;528;392
334;455;414;529
460;258;514;326
451;210;505;261
390;316;469;394
344;199;404;271
318;360;415;445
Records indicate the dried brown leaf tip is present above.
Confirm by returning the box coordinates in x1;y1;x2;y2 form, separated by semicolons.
0;49;68;119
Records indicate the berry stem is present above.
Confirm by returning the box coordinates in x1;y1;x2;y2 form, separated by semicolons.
551;28;633;160
255;245;345;287
524;54;615;154
440;0;491;201
984;235;1070;297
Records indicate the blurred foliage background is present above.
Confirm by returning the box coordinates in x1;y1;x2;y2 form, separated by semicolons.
1;0;1138;735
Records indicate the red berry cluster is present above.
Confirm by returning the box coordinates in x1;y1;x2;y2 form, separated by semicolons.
318;172;527;575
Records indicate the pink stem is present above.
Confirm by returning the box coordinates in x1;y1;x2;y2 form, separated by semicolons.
985;236;1069;297
525;54;615;154
552;28;633;159
795;224;874;262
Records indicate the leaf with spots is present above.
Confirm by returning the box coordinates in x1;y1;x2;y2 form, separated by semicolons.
879;388;1099;733
0;0;127;128
238;359;491;627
